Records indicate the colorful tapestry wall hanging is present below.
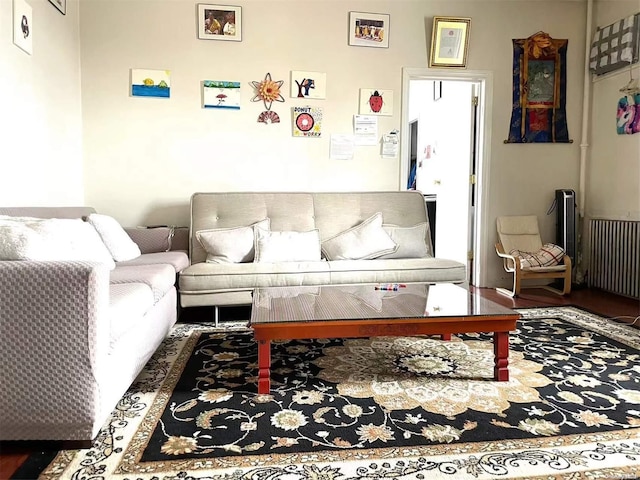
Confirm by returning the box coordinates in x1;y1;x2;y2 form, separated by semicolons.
506;32;571;143
617;93;640;134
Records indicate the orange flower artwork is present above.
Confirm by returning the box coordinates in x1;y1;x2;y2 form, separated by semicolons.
250;72;285;111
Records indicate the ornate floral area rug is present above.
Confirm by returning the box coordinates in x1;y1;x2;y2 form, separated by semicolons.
14;307;640;479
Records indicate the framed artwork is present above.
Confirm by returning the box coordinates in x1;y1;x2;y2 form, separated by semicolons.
203;80;240;109
130;69;171;98
359;88;393;116
197;4;241;41
429;16;471;68
13;0;32;55
349;11;389;48
48;0;66;15
292;106;323;137
290;71;327;99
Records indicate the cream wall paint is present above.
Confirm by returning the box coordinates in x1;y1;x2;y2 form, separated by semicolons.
0;0;83;206
79;1;587;250
588;0;640;223
11;0;631;288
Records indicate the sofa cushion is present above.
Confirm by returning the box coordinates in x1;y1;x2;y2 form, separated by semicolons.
109;283;155;348
321;212;397;260
378;223;430;259
124;227;174;253
86;213;141;262
254;228;321;263
110;264;176;303
327;257;466;284
179;261;331;292
196;218;270;264
0;217;115;269
116;251;189;273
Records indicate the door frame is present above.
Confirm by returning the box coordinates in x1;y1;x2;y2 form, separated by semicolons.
400;67;494;287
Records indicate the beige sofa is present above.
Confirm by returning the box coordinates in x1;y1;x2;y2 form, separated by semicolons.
0;207;189;443
179;191;466;316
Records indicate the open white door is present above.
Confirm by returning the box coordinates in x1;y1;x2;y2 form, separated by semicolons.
401;68;493;287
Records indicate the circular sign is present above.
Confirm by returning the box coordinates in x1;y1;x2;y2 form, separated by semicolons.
295;112;314;132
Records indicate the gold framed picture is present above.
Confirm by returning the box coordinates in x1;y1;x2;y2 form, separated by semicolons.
429;17;471;68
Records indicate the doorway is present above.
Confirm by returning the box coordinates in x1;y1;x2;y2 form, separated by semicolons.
400;68;493;287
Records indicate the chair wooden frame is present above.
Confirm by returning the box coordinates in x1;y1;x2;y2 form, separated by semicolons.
495;242;572;297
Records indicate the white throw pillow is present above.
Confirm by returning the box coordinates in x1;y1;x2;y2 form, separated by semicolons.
378;223;431;259
197;219;270;264
0;217;115;269
86;213;141;262
321;212;398;260
254;228;321;263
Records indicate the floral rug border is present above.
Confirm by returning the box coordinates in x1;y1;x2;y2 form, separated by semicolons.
36;307;640;480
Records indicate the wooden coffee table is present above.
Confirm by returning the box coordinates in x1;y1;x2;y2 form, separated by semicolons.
249;283;519;394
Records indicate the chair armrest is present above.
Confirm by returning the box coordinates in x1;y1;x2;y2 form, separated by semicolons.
495;242;512;259
124;226;188;253
495;242;521;269
0;260;110;439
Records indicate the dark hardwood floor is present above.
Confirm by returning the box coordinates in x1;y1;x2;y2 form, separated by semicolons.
1;286;638;480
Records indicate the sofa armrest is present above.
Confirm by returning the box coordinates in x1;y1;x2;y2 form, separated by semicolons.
0;260;110;440
125;226;188;254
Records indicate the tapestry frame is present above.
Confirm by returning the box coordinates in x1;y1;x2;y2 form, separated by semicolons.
506;31;572;144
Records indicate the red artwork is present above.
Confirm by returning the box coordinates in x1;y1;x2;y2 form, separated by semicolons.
369;91;384;113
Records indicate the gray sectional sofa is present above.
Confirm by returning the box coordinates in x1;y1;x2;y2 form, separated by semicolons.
0;207;189;443
179;191;466;316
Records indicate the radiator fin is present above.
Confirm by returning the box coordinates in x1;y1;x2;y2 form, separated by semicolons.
589;219;640;299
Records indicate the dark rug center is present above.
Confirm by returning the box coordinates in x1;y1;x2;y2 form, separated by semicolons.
141;316;640;462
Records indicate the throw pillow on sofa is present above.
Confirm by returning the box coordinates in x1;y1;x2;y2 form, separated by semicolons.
196;218;270;263
254;228;321;262
0;217;115;269
321;212;398;260
86;213;141;262
378;223;431;259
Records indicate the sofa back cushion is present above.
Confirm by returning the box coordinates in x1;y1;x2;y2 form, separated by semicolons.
190;193;316;264
0;216;115;268
189;191;431;264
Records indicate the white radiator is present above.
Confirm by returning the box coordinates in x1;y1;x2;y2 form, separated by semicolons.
589;219;640;299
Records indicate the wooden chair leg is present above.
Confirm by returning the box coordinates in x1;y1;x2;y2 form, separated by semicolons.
513;270;522;296
496;273;518;297
562;270;572;295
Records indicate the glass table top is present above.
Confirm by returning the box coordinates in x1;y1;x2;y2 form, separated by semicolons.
250;283;517;325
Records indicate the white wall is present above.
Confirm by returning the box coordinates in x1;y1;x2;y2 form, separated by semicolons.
0;0;83;206
588;0;640;223
9;0;629;288
79;0;587;252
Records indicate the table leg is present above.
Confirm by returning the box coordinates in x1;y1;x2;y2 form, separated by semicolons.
441;333;452;341
258;339;271;394
493;331;509;381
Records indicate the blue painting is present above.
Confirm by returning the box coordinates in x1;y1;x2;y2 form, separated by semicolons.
131;69;171;98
